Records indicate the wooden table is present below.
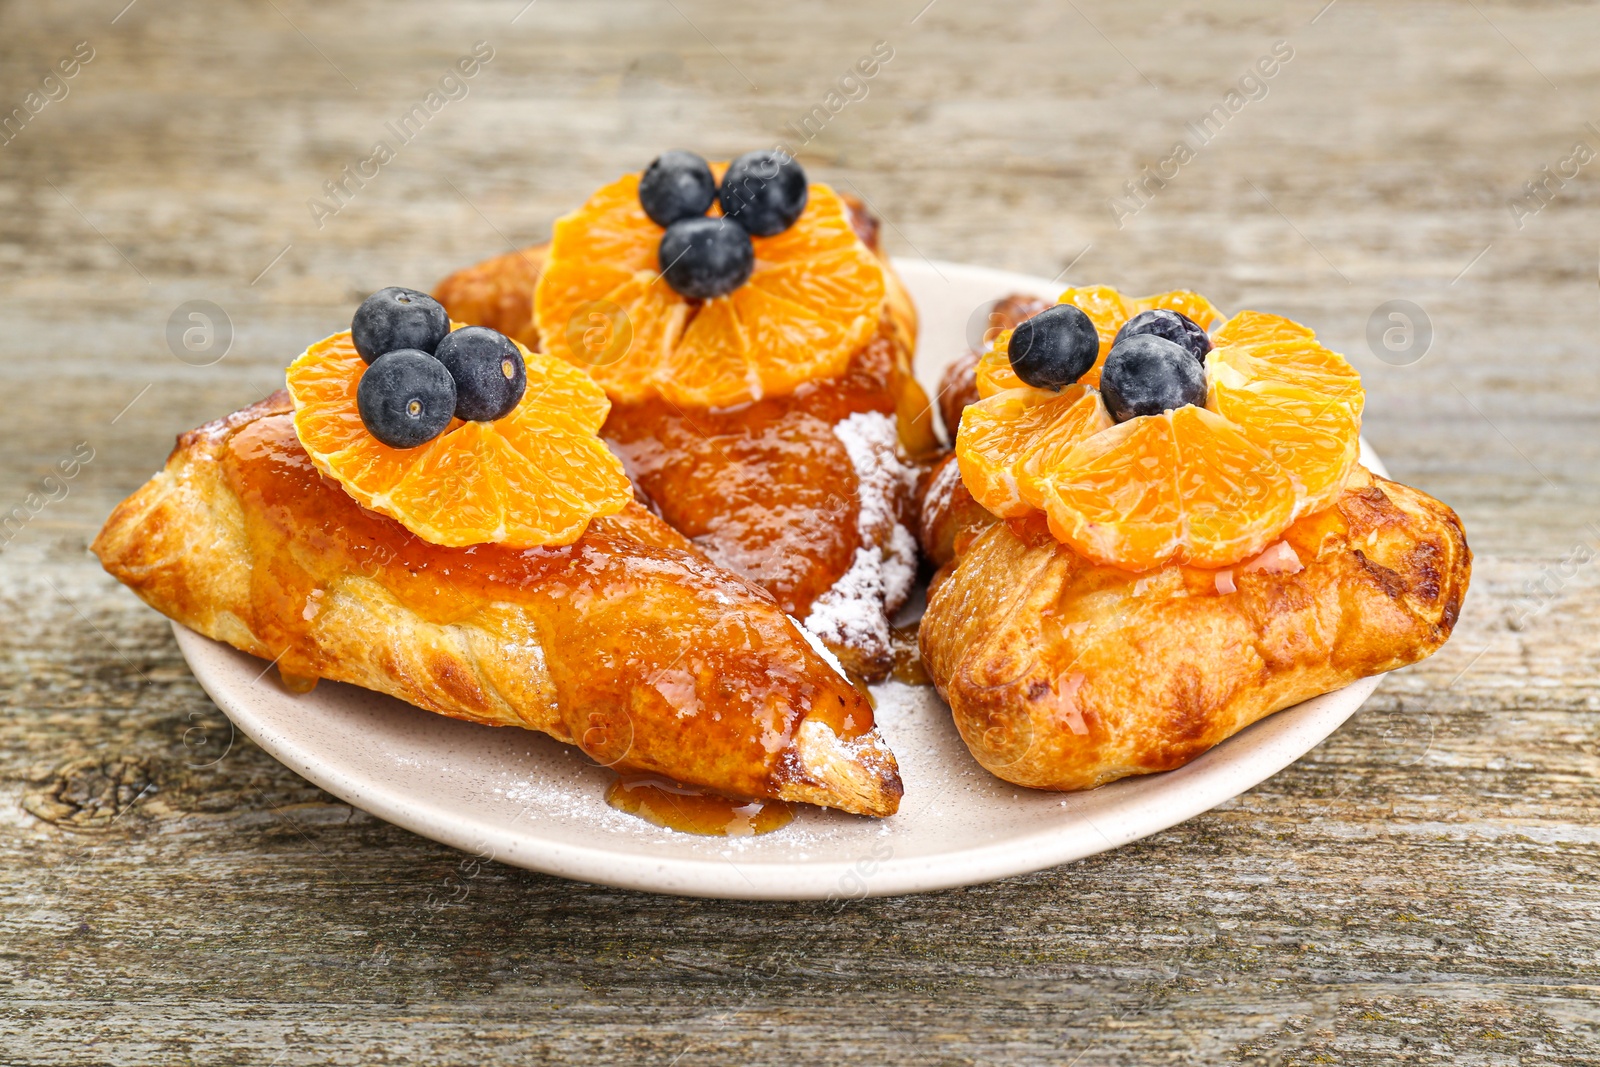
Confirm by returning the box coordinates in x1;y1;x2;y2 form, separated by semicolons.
5;0;1597;1062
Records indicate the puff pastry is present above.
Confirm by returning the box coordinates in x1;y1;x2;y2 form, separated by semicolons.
93;392;902;816
918;460;1469;790
434;197;933;680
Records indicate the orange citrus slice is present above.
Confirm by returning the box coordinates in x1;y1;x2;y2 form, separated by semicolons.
976;286;1225;396
286;327;631;548
1207;311;1364;518
955;296;1364;572
955;385;1112;518
1031;405;1296;571
533;168;885;408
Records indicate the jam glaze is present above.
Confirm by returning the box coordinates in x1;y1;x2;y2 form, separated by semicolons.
604;318;910;621
204;393;886;806
605;773;795;836
888;623;930;687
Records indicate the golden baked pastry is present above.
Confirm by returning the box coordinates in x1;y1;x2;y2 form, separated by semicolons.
920;465;1469;790
93;392;902;816
434;191;935;680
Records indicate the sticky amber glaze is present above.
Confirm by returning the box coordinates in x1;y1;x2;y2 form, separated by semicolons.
604;317;904;619
605;774;795;836
887;623;930;686
216;399;876;799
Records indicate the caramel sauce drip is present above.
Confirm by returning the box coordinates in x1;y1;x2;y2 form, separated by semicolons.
276;668;319;694
602;321;903;620
605;774;794;837
887;623;930;686
213;405;873;800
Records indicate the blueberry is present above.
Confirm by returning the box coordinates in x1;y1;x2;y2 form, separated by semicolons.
435;326;526;422
1113;308;1211;364
357;349;457;448
659;216;754;300
718;150;808;237
351;287;450;364
638;150;717;228
1007;303;1100;390
1100;335;1207;423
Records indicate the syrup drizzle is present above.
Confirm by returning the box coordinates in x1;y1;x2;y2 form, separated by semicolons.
277;668;319;694
604;774;794;837
887;622;929;686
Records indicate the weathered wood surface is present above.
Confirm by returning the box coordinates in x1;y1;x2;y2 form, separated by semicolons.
3;0;1599;1062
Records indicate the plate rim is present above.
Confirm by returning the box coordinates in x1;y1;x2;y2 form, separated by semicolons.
171;257;1391;900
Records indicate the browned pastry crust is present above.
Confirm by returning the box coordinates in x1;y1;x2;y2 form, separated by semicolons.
915;452;995;573
919;465;1470;790
93;392;902;816
432;196;935;681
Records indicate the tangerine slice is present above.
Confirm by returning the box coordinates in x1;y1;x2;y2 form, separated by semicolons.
1207;310;1363;517
974;334;1029;398
534;174;884;407
1034;405;1295;571
286;328;632;548
954;385;1111;518
975;287;1225;398
1212;308;1314;348
1032;415;1183;569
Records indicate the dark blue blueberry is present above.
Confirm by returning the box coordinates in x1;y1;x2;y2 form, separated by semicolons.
638;150;717;228
1113;308;1211;365
351;287;450;364
357;349;456;448
1100;335;1207;423
1007;303;1100;390
659;216;754;300
718;150;808;237
434;326;527;422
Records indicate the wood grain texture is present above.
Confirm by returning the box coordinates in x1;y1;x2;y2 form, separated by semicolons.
2;0;1598;1062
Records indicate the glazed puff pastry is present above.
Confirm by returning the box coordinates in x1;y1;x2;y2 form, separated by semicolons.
93;392;902;816
432;195;932;682
918;462;1469;791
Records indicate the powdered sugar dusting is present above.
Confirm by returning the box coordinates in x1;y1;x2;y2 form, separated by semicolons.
884;524;918;609
804;412;919;660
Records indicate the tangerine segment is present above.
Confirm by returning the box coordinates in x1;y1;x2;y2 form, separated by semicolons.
747;244;884;325
1033;406;1295;571
955;385;1109;518
1169;406;1296;568
557;271;688;402
1014;391;1114;505
287;329;632;548
1034;415;1183;570
534;175;883;409
1207;310;1364;516
974;335;1028;398
548;174;658;269
1212;309;1314;348
503;343;616;434
1210;381;1360;518
662;295;756;409
974;288;1225;398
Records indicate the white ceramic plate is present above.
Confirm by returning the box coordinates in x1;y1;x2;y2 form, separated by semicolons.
173;259;1389;900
